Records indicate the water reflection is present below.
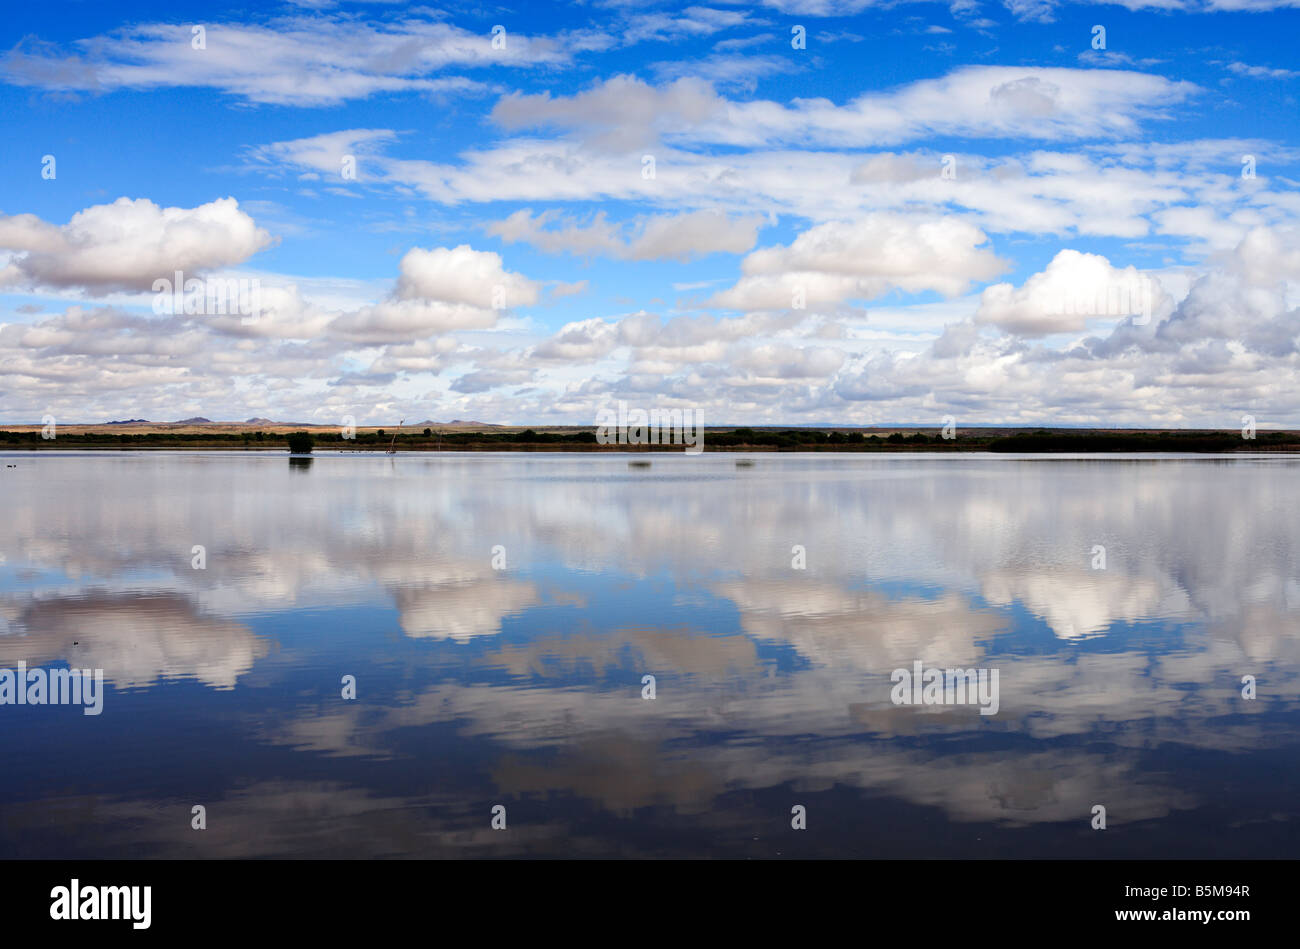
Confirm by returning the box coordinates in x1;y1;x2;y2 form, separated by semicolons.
1;451;1298;857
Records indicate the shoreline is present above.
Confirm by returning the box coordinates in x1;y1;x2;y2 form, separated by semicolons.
4;426;1298;454
4;440;1299;454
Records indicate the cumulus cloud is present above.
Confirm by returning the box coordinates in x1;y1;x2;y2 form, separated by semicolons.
730;343;846;381
710;214;1006;310
393;579;539;641
976;249;1174;336
1138;227;1300;359
394;245;538;308
328;300;502;344
329;245;538;344
1;6;1298;430
533;318;622;361
6;225;1300;427
0;197;272;293
0;593;267;690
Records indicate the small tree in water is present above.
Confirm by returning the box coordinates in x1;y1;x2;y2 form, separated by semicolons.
287;431;315;454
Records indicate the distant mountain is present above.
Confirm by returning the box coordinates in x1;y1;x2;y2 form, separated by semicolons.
245;417;275;424
106;418;150;425
174;417;212;424
418;419;501;427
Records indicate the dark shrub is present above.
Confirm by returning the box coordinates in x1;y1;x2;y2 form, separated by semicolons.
286;431;315;454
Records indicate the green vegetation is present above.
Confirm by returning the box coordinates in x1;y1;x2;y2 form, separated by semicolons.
1;427;1297;453
985;431;1300;452
286;431;315;454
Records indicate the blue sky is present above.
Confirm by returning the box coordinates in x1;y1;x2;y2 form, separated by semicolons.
1;0;1298;425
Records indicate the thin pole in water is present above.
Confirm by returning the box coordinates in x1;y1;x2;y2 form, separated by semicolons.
388;418;404;454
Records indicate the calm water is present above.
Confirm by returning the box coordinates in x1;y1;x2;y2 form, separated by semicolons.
1;450;1298;858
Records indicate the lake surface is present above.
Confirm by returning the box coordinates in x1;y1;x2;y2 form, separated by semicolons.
1;450;1298;858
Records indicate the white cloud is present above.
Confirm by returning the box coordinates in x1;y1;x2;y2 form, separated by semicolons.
622;6;759;44
492;68;1197;149
633;210;764;259
492;75;725;150
325;244;539;344
1;5;1298;429
1226;61;1299;79
0;197;272;293
976;249;1174;336
490;209;763;260
651;53;797;92
394;245;539;309
1;17;583;106
328;300;502;344
1001;0;1300;19
532;318;621;362
710;214;1006;309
